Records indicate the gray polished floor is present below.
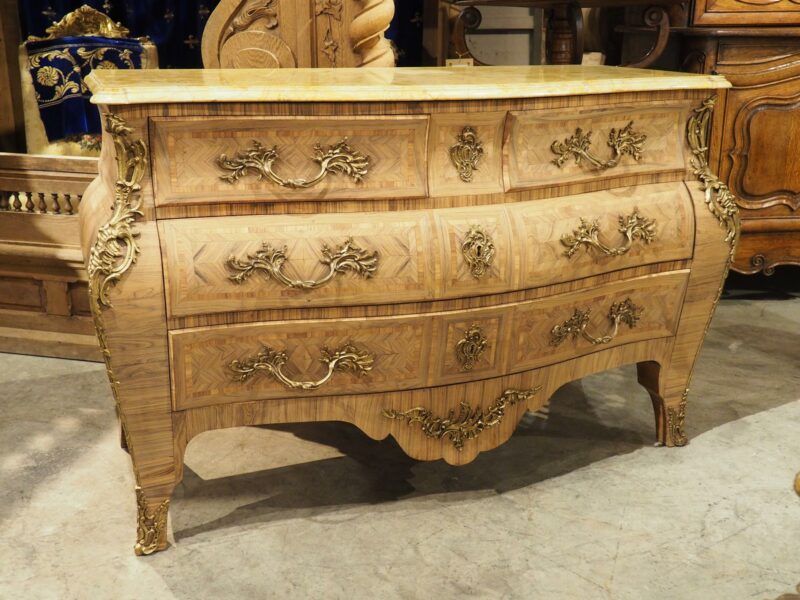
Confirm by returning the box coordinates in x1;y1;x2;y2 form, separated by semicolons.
1;276;799;599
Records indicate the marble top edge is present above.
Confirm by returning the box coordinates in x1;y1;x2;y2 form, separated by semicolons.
87;66;730;105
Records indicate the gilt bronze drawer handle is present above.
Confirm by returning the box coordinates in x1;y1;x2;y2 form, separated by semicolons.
455;323;488;371
550;121;646;171
217;138;370;188
382;387;542;451
561;210;656;258
449;126;484;183
229;343;374;390
550;298;643;346
226;237;379;289
461;226;495;279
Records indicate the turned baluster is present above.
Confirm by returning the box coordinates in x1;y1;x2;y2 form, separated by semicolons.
12;192;22;211
25;192;34;212
38;192;47;213
51;193;60;214
64;194;73;215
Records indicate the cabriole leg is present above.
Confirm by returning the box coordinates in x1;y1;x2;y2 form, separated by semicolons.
637;360;688;447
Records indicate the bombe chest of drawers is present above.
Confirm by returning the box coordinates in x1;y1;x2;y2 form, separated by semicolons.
80;66;736;555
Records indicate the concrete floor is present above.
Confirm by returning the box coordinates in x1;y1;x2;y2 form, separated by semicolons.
1;276;799;599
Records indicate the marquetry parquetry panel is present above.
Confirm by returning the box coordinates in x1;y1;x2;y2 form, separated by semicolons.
510;271;689;370
150;116;429;205
435;309;510;385
504;101;694;192
509;182;695;290
159;212;433;317
170;315;433;409
428;111;506;197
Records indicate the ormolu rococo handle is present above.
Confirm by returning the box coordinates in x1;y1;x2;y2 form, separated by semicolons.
561;210;656;258
550;121;646;171
217;138;370;188
226;237;378;289
550;298;643;346
229;343;374;391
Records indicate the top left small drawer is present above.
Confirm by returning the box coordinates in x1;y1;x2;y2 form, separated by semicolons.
150;116;430;206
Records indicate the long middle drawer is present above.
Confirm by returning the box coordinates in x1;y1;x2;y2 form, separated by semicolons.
159;182;695;318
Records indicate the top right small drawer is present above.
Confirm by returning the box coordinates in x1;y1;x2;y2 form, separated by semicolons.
503;101;693;193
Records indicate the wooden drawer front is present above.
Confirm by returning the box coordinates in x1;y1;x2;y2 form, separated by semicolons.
171;315;434;409
510;182;694;289
151;116;429;205
161;212;435;318
160;182;693;318
509;271;687;371
170;271;687;410
504;102;691;192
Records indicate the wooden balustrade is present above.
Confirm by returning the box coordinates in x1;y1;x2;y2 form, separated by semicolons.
0;152;101;361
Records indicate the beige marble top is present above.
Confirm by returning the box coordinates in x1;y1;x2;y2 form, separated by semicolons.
87;66;729;105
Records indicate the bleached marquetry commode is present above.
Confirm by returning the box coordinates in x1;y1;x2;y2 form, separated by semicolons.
80;66;736;555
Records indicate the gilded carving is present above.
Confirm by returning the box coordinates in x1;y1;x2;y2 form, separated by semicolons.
686;97;741;255
449;126;484;183
550;298;642;346
134;487;170;556
455;324;488;371
28;5;131;40
227;237;378;289
382;387;542;451
461;226;496;279
666;389;688;447
230;343;374;390
561;210;656;258
551;121;646;170
218;138;370;188
87;114;146;309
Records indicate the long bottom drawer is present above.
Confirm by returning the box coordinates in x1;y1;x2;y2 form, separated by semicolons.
170;270;689;410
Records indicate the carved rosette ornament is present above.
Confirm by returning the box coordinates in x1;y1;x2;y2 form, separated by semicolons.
382;387;542;451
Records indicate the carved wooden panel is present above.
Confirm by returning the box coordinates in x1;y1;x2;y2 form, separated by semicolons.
170;315;433;409
201;0;395;68
715;51;800;212
150;116;429;205
504;101;692;193
510;271;688;371
160;212;434;317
